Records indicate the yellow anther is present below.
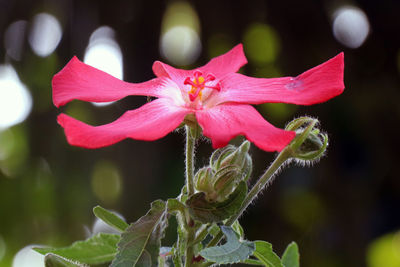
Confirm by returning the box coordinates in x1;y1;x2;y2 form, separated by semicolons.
198;76;205;84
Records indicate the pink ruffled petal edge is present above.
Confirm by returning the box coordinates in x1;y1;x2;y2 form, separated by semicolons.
151;44;248;86
53;56;172;107
198;44;247;77
152;61;191;86
195;104;295;152
215;53;344;106
58;98;190;148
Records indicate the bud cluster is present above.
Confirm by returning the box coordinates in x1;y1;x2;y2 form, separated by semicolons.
194;141;252;202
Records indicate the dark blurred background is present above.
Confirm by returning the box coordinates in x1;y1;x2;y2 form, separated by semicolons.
0;0;399;266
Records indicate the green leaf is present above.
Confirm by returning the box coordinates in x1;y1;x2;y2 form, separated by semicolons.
93;205;129;232
281;242;300;267
44;253;87;267
111;200;168;267
186;181;247;223
35;233;120;265
253;241;283;267
242;258;265;266
199;226;255;264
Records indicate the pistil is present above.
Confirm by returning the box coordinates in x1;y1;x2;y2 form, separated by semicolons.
184;70;221;102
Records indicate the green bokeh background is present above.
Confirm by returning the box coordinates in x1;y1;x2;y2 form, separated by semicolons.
1;0;400;266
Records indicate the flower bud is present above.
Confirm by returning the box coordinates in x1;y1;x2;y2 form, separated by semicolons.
194;167;214;196
195;140;253;202
209;145;236;171
210;140;251;172
213;165;241;202
285;117;328;161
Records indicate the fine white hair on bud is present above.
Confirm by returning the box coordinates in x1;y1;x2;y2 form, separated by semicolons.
193;140;253;203
285;116;329;163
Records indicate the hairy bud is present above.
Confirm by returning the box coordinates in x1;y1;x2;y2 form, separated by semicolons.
194;141;252;202
286;117;328;162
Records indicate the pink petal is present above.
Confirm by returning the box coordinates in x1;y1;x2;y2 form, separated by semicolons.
195;104;295;152
215;53;344;105
152;44;247;85
53;56;171;107
152;61;191;86
198;44;247;77
58;98;190;148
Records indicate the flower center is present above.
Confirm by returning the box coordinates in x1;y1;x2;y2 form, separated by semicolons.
184;70;221;102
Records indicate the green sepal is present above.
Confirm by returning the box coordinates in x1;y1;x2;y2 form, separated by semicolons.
93;205;129;232
199;226;255;264
34;233;120;265
210;145;236;170
167;198;185;214
281;242;300;267
253;241;283;267
185;181;248;223
111;200;168;267
232;220;245;238
208;223;221;237
44;253;87;267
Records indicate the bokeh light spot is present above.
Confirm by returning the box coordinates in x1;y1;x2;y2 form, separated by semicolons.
243;23;281;65
0;65;32;130
28;13;62;57
161;26;201;66
367;231;400;267
0;126;29;177
161;1;200;34
12;245;44;267
84;26;123;107
91;160;122;205
160;1;201;66
332;6;370;49
4;20;27;61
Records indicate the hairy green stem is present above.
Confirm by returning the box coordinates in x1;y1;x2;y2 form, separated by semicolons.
184;126;196;266
185;125;195;197
184;225;195;267
190;224;209;246
206;146;293;249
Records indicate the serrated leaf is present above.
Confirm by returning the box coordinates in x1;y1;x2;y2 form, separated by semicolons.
186;181;247;223
111;200;167;267
199;226;255;264
35;233;119;265
281;242;300;267
93;205;129;232
253;241;283;267
44;253;87;267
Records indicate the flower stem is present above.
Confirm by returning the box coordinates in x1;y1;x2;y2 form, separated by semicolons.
206;146;293;248
184;125;197;266
185;125;195;197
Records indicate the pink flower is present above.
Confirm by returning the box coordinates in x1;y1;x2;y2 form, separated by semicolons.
53;44;344;151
